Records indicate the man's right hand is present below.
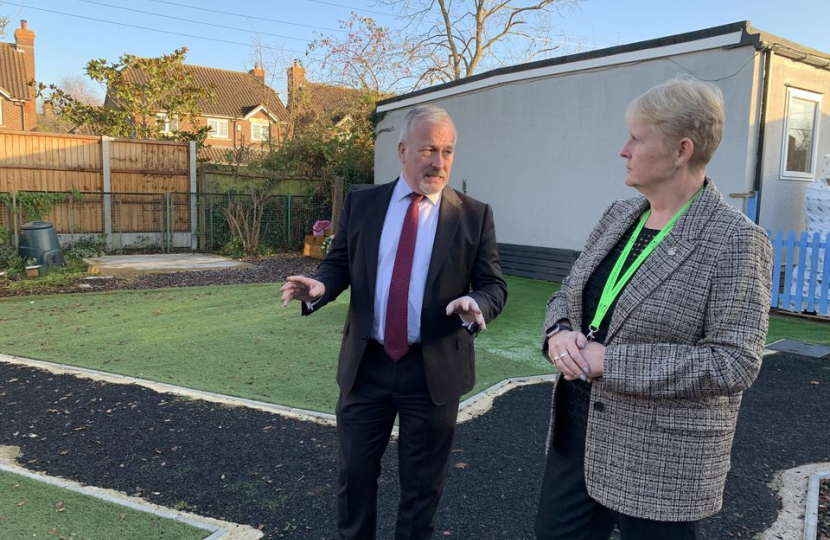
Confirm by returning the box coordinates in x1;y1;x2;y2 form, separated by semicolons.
280;276;326;307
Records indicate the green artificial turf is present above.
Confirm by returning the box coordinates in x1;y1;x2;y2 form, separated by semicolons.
0;470;209;540
767;313;830;346
1;276;825;414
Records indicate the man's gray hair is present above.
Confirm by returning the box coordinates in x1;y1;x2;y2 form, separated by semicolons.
398;105;457;145
626;74;725;167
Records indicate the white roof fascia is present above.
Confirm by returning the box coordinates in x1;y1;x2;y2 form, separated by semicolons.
378;31;745;113
243;104;280;122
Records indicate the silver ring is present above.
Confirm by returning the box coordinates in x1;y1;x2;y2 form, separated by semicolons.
560;351;570;357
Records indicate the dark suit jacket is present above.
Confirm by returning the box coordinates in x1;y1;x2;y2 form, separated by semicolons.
304;179;507;405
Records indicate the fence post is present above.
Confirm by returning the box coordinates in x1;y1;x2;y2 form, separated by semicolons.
286;195;292;249
102;136;113;249
331;177;344;233
165;192;173;253
189;141;198;251
11;192;18;249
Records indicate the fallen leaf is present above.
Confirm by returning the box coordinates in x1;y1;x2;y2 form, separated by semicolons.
454;463;468;469
55;501;65;512
17;499;27;507
810;381;820;385
119;513;128;521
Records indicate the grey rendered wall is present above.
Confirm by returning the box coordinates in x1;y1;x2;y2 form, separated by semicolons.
758;55;830;235
375;46;760;251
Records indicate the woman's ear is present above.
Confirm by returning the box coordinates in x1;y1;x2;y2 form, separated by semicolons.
676;137;694;167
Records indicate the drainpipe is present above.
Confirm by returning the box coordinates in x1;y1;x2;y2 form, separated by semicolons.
751;47;773;225
16;101;26;130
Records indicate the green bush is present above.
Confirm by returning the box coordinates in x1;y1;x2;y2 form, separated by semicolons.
62;235;108;259
0;246;25;273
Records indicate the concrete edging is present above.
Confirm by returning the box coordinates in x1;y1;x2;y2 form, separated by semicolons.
804;470;830;540
0;447;262;540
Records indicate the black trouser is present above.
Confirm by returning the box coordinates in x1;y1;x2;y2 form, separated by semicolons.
535;384;700;540
336;341;459;540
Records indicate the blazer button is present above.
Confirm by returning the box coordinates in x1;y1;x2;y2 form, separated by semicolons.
593;402;605;412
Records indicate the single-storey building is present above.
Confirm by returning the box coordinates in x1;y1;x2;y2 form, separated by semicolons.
374;21;830;280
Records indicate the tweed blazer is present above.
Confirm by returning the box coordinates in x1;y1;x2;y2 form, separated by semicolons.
543;180;773;522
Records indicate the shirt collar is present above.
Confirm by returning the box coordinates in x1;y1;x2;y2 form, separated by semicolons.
396;174;441;206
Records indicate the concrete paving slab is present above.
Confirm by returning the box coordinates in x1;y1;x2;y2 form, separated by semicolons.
84;254;252;277
766;339;830;359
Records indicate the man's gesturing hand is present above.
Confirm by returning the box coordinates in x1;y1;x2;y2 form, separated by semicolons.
446;295;486;331
280;276;326;307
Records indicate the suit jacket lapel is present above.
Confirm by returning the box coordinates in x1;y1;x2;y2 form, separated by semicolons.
605;181;721;343
424;186;461;295
363;180;396;297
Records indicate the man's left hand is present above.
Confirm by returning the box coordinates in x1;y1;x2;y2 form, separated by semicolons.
446;296;486;332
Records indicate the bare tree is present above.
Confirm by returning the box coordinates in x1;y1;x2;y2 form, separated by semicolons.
307;12;418;94
0;15;8;38
381;0;584;86
56;73;103;107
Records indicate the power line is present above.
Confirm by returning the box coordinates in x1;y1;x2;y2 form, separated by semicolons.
3;2;323;58
72;0;315;43
303;0;395;18
142;0;345;33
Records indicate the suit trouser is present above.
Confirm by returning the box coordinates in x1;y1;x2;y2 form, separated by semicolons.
534;384;700;540
336;340;459;540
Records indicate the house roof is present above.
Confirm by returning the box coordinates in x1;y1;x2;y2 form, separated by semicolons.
0;42;31;100
299;82;367;125
111;63;289;122
377;21;830;112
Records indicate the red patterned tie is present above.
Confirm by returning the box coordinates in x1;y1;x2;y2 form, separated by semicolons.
384;193;424;361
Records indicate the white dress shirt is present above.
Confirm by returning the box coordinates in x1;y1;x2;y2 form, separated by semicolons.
371;176;441;345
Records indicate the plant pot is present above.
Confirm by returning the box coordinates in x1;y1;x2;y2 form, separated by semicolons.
25;265;41;278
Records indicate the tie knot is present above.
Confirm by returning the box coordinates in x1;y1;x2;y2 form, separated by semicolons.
409;193;424;204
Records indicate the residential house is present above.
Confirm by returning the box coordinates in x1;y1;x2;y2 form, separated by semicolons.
285;59;370;131
374;21;830;280
108;62;289;163
0;20;38;131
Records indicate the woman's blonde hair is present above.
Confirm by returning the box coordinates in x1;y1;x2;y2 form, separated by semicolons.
626;75;725;167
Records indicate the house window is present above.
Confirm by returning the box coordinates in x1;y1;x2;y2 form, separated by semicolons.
251;120;270;142
207;118;229;139
156;113;178;134
781;87;822;180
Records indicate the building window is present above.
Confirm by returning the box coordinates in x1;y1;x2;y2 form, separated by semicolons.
251;120;270;142
156;113;178;134
207;118;229;139
781;87;822;180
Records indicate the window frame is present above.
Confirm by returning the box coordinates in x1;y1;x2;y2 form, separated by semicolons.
155;113;179;134
250;119;270;142
780;87;823;181
207;118;230;139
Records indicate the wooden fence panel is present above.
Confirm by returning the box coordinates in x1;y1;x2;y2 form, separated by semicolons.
0;132;103;192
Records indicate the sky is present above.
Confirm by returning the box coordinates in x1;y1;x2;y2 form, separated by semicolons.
2;0;829;102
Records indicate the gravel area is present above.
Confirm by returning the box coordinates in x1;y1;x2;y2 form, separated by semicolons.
0;254;321;297
0;352;828;539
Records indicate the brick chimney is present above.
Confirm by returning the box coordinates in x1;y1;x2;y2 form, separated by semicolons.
14;20;37;122
249;63;265;81
286;59;305;112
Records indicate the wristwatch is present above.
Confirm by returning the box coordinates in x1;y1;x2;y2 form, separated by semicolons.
545;321;573;339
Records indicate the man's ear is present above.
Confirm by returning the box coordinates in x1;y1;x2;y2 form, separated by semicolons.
398;142;406;164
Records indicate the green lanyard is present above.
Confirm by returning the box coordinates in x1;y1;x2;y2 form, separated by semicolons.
587;186;703;341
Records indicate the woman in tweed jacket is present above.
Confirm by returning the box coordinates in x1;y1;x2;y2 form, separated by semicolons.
535;76;773;540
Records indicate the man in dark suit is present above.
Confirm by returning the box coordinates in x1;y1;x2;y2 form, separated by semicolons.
281;105;507;540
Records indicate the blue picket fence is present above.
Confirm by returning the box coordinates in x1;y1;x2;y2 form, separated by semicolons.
768;231;830;317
